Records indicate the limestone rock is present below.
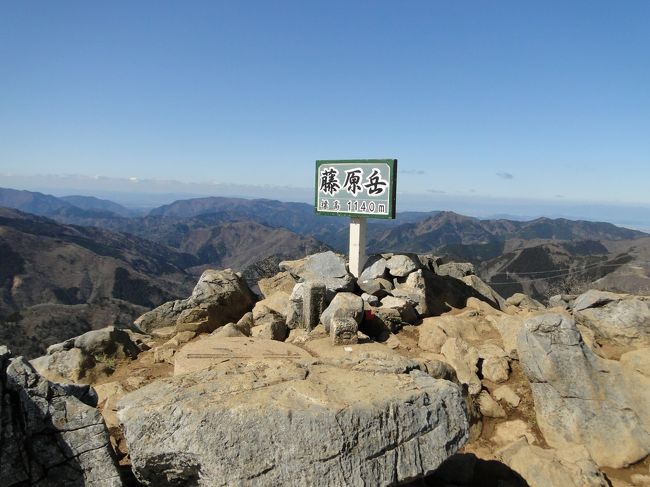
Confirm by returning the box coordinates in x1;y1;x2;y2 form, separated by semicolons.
492;419;536;446
517;313;650;468
235;311;254;336
461;275;506;311
118;358;469;487
493;385;521;407
279;251;355;298
361;292;380;306
358;255;388;281
211;322;247;337
32;326;140;383
573;290;650;347
285;281;327;330
252;291;291;321
379;295;419;324
417;312;493;354
320;292;364;332
478;390;506;418
385;253;421;277
548;294;576;309
135;269;255;333
286;282;306;328
478;344;510;383
415;355;458;382
440;338;481;395
485;313;528;358
258;271;296;298
481;357;510;383
506;293;544;310
437;262;475;279
498;438;608;487
252;309;289;341
1;348;122;486
358;277;393;298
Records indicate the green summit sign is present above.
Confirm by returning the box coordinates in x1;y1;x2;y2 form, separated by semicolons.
315;159;397;219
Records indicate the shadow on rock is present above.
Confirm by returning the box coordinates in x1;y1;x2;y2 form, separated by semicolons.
404;453;530;487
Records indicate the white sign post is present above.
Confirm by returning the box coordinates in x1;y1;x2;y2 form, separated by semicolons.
348;217;367;277
315;159;397;277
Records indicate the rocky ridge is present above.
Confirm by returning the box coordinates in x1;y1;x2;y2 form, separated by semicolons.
1;251;649;486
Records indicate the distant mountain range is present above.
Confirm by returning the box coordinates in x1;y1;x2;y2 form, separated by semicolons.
1;186;649;356
0;206;196;357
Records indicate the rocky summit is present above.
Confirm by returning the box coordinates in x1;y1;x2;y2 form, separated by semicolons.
1;250;650;486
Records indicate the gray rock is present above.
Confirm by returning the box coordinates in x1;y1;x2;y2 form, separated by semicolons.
135;269;256;333
548;294;573;309
392;269;430;315
321;292;364;332
461;275;506;311
572;290;650;347
285;281;327;331
286;282;306;329
280;251;355;298
418;254;442;273
415;357;458;382
358;277;393;298
32;326;141;383
118;358;469;487
385;253;421;277
1;350;122;486
572;289;622;312
303;281;326;331
358;255;388;281
437;262;475;279
361;292;380;306
517;313;650;468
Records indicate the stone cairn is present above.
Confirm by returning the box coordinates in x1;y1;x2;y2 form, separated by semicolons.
251;250;500;347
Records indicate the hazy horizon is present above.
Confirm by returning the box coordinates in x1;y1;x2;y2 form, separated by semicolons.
2;173;650;232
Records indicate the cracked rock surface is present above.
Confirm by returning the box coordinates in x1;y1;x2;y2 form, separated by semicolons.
118;356;469;487
0;346;122;486
517;313;650;468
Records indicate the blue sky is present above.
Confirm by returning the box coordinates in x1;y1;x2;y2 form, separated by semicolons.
1;1;649;208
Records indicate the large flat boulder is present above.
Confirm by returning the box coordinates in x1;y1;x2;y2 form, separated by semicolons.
118;357;469;487
517;313;650;468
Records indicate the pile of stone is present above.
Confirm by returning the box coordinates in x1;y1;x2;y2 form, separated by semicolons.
247;250;505;348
